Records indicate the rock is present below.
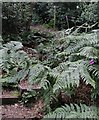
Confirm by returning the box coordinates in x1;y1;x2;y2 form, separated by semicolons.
15;103;18;107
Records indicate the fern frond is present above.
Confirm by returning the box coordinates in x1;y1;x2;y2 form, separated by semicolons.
28;64;45;84
4;41;23;50
40;76;50;90
65;33;99;54
52;60;95;93
1;69;29;84
78;62;95;88
88;65;99;79
78;46;99;59
28;64;51;90
43;104;98;119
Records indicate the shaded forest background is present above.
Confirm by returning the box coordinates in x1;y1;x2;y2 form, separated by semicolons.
2;2;99;43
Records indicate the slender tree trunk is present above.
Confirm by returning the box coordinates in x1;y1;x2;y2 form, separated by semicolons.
26;3;35;31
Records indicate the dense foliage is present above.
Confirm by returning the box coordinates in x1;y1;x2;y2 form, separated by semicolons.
1;2;99;119
1;30;99;118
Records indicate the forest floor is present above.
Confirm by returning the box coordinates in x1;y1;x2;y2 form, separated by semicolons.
2;99;44;119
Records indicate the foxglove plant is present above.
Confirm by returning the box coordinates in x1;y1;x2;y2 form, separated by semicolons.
89;59;94;65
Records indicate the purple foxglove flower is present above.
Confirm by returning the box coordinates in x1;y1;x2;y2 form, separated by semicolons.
89;59;94;65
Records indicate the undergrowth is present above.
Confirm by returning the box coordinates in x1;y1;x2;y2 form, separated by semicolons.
0;30;99;119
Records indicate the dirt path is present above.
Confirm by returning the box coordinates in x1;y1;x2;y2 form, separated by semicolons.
30;24;57;33
30;24;68;41
2;99;44;119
